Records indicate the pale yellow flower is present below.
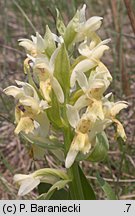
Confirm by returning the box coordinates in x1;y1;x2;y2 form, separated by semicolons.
19;32;46;57
75;4;103;43
65;105;96;168
70;39;111;88
71;62;112;118
3;81;50;135
103;99;128;141
14;168;69;196
65;102;113;168
19;30;63;57
27;47;64;104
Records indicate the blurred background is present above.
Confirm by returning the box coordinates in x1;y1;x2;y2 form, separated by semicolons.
0;0;135;199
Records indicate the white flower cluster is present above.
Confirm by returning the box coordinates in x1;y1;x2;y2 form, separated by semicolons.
3;4;128;196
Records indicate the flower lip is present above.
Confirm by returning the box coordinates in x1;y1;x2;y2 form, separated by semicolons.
76;118;91;134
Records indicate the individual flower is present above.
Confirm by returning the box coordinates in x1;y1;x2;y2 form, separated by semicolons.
27;46;64;104
65;104;97;168
3;81;50;135
19;32;47;57
19;29;63;57
75;4;103;43
71;62;112;121
70;38;111;88
103;97;128;141
65;104;112;168
14;168;69;196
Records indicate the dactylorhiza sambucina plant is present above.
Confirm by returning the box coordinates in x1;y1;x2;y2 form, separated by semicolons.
4;4;128;199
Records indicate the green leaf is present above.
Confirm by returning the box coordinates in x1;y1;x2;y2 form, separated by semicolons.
44;25;56;58
56;9;66;36
21;132;64;150
88;132;109;162
50;149;65;162
31;145;45;160
38;183;50;195
24;65;42;99
38;183;68;200
64;10;79;49
96;173;117;200
38;183;56;200
47;90;65;129
78;165;96;200
69;163;96;200
54;43;70;98
70;89;83;105
38;180;70;200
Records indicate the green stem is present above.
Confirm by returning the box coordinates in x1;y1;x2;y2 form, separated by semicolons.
63;126;72;153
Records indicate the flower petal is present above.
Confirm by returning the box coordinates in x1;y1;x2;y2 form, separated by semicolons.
105;92;113;99
87;99;104;120
71;59;97;87
15;117;34;134
31;35;37;44
91;45;109;60
78;39;92;57
82;133;91;154
78;39;110;58
111;101;128;116
52;33;63;43
3;86;23;99
39;100;50;110
66;104;80;128
15;80;39;100
18;39;35;52
79;4;86;23
88;79;104;90
49;46;60;72
34;56;51;73
36;32;46;53
65;132;91;168
74;95;89;110
75;133;91;153
74;59;97;73
76;71;89;91
113;119;127;141
65;148;78;168
15;106;21;123
18;177;40;196
14;174;30;184
89;32;101;49
51;77;64;103
89;119;112;140
40;80;51;102
95;62;112;81
34;112;50;138
19;97;39;114
85;16;103;32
